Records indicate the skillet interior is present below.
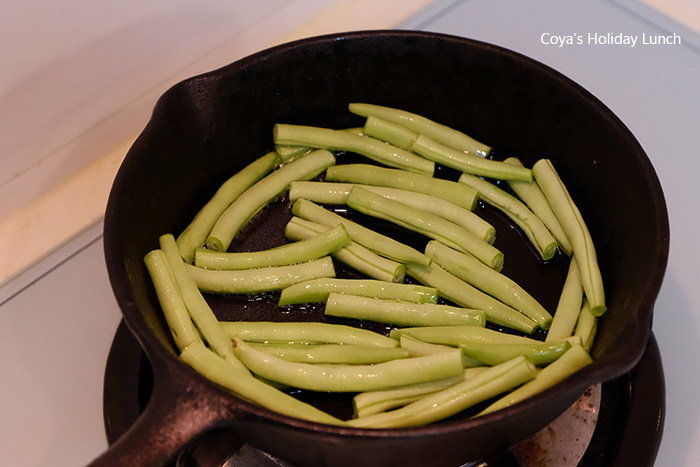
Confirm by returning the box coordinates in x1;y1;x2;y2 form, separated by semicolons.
102;30;669;466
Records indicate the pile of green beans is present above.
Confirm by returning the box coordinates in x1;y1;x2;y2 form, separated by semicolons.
144;103;603;428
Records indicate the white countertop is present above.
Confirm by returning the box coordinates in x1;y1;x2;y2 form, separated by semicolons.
0;0;434;285
1;1;699;466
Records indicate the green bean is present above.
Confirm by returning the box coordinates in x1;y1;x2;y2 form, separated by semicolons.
206;149;336;252
272;124;435;176
362;115;418;150
459;340;571;366
194;223;350;270
532;159;606;315
399;334;450;354
503;157;573;255
275;127;365;163
400;335;485;367
158;234;249;370
186;256;336;294
546;257;584;342
347;186;504;270
390;325;539;347
179;341;345;426
459;173;558;261
176;151;279;263
278;277;438;306
291;198;430;266
324;293;486;328
289;181;495;243
574;299;597;351
362;186;493;242
325;164;479;211
425;241;552;329
275;145;312;162
285;217;405;283
411;134;532;182
405;262;539;334
289;181;354;205
143;249;200;351
221;321;400;348
477;344;593;416
231;338;465;392
347;356;536;428
343;127;366;136
348;103;491;157
247;342;410;364
353;371;470;417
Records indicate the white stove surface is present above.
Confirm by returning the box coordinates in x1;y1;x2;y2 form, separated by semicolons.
2;1;699;466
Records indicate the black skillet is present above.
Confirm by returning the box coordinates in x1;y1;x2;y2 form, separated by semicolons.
93;30;669;467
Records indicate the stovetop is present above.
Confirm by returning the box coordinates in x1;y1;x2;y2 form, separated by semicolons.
2;1;699;466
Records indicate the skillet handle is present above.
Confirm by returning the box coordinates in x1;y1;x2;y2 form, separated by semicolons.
87;352;243;467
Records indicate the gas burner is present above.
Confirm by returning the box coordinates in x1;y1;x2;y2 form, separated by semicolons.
103;321;663;466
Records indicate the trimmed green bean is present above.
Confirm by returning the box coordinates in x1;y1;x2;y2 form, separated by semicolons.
186;256;336;294
399;335;453;356
347;356;536;428
365;186;494;243
276;128;365;164
348;103;491;157
206;149;336;252
247;342;410;364
574;299;597;351
231;338;465;392
275;145;312;162
347;186;503;270
532;159;606;315
221;321;400;348
289;181;495;243
353;372;469;417
285;217;405;283
478;344;593;416
411;134;532;182
159;234;248;371
325;164;479;211
459;340;571;366
272;124;435;176
425;241;552;329
362;115;418;150
179;341;345;425
324;293;486;327
143;249;200;351
405;262;539;334
278;277;438;306
503;157;573;255
289;181;354;205
546;257;584;342
343;127;366;136
194;223;350;270
291;198;430;266
459;173;558;261
400;335;485;367
176;151;279;263
390;325;539;347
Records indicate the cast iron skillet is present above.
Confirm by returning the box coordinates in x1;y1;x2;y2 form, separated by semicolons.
94;31;669;467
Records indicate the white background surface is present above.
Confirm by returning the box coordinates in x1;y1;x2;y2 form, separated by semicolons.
1;1;698;466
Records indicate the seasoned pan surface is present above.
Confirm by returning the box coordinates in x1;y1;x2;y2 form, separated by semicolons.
98;30;669;467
